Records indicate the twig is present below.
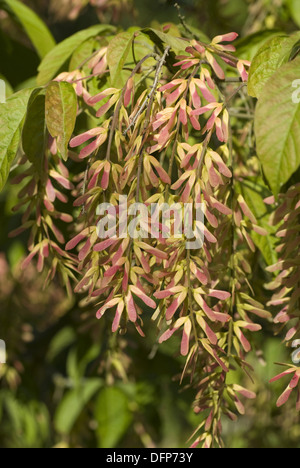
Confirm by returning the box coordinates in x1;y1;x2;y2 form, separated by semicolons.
132;35;138;66
229;111;254;120
124;48;170;136
135;46;171;202
69;71;109;84
123;86;153;135
186;249;200;345
196;130;213;180
174;2;198;40
80;156;92;215
105;53;158;162
135;66;156;88
165;64;201;199
227;119;235;357
125;47;171;264
225;83;247;107
77;49;102;70
223;77;243;83
69;66;143;84
175;2;240;66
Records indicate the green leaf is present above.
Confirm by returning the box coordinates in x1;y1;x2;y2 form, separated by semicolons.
107;32;135;88
46;327;76;362
0;0;56;59
235;30;283;61
2;392;50;448
142;28;187;53
255;57;300;196
95;387;132;448
248;33;300;98
239;177;278;265
37;25;115;85
255;339;289;382
142;28;188;73
287;0;300;27
66;347;81;384
22;88;46;174
45;81;77;161
105;28;156;89
69;38;98;71
177;24;210;43
54;378;103;435
0;88;33;191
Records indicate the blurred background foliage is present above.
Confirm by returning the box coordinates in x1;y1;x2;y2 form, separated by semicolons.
0;0;300;448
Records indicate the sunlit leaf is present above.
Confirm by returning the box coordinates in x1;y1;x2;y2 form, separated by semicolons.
235;30;282;61
0;88;33;191
287;0;300;28
37;25;115;85
239;177;277;265
255;57;300;195
248;33;300;98
45;81;77;161
142;28;188;52
107;32;135;88
0;0;55;58
54;379;103;435
22;88;46;175
95;387;132;448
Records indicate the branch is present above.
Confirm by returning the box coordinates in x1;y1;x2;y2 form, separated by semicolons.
105;53;159;162
174;2;240;66
127;47;171;137
135;46;171;202
196;130;213;180
225;83;247;107
174;2;198;40
166;64;202;192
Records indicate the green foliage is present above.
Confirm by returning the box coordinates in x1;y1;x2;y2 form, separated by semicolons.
54;379;103;435
286;0;300;28
239;177;277;265
46;327;76;362
95;387;132;448
22;88;46;174
37;25;115;85
0;88;32;191
0;392;50;448
45;81;77;161
107;32;135;88
255;57;300;195
234;31;282;61
142;27;187;53
248;33;300;98
0;0;55;58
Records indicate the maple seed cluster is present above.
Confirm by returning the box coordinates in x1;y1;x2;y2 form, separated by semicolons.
66;32;258;448
266;186;300;409
12;28;292;448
